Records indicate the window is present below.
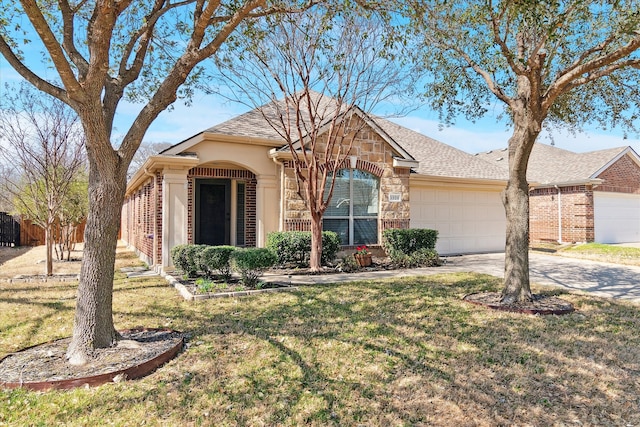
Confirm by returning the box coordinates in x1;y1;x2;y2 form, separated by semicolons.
323;169;379;245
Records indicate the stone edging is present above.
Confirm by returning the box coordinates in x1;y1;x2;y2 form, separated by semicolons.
161;271;298;301
0;328;183;391
0;274;80;283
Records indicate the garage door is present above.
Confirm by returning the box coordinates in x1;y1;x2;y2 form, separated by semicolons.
410;187;506;254
594;192;640;243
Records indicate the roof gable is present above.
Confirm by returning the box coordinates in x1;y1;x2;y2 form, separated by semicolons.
372;118;508;181
159;92;511;182
475;143;634;185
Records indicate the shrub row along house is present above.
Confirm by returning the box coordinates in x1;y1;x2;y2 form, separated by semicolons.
122;95;640;271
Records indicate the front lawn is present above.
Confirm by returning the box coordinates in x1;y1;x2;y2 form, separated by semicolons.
1;250;640;425
559;242;640;266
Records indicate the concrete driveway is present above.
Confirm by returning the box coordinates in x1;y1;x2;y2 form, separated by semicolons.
266;251;640;304
438;252;640;303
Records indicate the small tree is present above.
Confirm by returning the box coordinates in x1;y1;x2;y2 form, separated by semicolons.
214;6;413;270
0;83;86;275
55;171;89;261
404;0;640;303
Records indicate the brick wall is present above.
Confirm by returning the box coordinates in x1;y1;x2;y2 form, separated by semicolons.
595;153;640;194
121;176;156;262
530;185;594;243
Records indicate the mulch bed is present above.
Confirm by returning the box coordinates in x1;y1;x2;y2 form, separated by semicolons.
463;292;575;315
0;329;184;390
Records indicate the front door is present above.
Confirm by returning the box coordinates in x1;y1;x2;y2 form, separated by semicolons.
195;180;231;245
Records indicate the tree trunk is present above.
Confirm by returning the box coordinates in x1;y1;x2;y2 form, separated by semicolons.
501;115;540;304
309;210;323;272
66;137;126;365
45;225;53;276
501;175;532;304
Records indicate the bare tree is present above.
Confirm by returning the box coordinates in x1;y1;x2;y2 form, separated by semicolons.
55;170;89;261
0;0;320;365
0;83;86;275
214;6;413;270
404;0;640;303
128;141;172;179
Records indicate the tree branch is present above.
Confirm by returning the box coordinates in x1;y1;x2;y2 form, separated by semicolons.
19;0;84;99
58;0;89;79
0;37;68;102
544;34;640;111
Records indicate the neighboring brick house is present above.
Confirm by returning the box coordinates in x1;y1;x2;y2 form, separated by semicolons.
122;94;508;271
476;144;640;244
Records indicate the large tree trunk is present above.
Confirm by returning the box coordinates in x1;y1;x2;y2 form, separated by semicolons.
501;173;532;304
501;112;541;304
66;131;127;365
309;210;323;272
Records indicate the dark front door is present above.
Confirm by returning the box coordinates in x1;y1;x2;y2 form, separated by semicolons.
196;180;231;245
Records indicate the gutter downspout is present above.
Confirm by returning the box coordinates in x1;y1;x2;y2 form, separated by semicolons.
554;185;563;243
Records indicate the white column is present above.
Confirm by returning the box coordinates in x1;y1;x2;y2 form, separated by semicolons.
255;175;278;247
162;170;189;267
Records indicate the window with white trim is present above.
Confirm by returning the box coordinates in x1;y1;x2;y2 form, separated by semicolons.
323;169;379;245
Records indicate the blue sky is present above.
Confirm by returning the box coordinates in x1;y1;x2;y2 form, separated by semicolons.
2;55;639;156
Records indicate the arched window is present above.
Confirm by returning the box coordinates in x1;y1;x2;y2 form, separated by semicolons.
323;169;379;245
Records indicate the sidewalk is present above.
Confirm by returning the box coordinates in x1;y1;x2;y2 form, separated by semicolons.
263;252;640;304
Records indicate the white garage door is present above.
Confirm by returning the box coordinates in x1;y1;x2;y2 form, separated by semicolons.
410;187;506;254
594;192;640;243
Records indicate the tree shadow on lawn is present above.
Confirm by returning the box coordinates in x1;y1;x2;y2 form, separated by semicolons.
154;274;640;426
530;260;640;301
4;274;639;426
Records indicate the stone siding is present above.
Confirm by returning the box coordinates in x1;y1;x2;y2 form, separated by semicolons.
282;119;412;241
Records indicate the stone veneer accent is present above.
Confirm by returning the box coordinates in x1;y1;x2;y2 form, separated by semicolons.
282;120;412;242
187;167;257;247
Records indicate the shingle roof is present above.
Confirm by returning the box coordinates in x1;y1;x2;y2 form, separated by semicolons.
475;143;630;184
204;91;344;142
164;92;508;181
372;117;508;180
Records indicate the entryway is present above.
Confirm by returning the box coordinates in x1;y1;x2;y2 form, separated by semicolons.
195;179;231;246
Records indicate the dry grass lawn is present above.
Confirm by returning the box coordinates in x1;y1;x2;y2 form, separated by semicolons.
1;244;640;426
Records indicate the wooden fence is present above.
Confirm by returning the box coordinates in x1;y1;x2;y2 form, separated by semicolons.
19;218;86;247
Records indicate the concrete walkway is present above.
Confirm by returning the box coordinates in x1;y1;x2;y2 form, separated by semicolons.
263;252;640;304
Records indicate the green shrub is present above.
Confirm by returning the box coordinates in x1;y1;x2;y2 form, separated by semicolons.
383;228;438;254
390;248;440;268
200;245;236;281
231;248;277;288
321;231;341;265
382;229;440;268
170;244;207;277
266;231;340;267
183;244;207;277
170;244;191;276
339;253;360;272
